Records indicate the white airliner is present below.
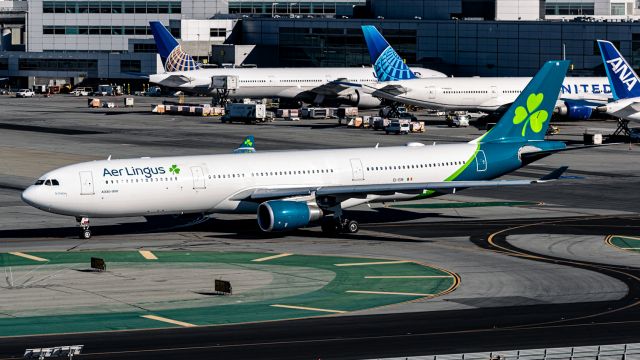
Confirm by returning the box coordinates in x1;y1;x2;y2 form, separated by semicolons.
595;40;640;122
23;61;584;239
353;26;612;120
147;22;445;108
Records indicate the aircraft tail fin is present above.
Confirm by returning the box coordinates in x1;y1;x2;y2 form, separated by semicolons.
473;61;570;144
234;136;256;153
597;40;640;101
361;25;417;81
149;21;200;72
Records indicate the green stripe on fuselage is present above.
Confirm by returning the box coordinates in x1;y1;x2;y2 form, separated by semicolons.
413;144;481;200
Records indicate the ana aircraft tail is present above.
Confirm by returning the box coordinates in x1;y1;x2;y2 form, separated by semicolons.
597;40;640;101
149;21;200;72
474;60;570;144
361;25;418;82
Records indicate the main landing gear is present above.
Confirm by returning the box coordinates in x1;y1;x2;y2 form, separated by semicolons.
76;217;91;239
320;217;359;235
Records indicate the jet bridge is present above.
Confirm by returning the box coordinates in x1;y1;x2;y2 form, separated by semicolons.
210;75;238;105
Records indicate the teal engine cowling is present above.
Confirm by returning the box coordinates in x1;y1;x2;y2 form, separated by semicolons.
257;201;323;232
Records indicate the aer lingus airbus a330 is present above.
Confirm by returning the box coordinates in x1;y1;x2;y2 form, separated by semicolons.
24;60;581;239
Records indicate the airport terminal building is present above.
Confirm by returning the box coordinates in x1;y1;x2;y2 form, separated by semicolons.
1;0;640;88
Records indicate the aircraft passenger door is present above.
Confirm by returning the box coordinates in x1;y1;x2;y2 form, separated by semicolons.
190;166;206;189
350;159;364;181
476;150;487;172
490;86;498;98
426;86;436;99
79;171;94;195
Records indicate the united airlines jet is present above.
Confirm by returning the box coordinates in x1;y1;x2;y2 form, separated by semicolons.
352;26;611;120
595;40;640;122
147;22;445;108
23;60;588;239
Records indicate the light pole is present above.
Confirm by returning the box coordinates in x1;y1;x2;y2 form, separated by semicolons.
196;33;200;63
271;2;279;17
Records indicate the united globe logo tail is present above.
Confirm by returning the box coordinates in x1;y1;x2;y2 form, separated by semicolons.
361;25;417;82
149;21;200;72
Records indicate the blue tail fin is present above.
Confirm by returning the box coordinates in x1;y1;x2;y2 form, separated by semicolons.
234;136;256;153
149;21;200;72
597;40;640;101
361;25;417;82
474;61;570;144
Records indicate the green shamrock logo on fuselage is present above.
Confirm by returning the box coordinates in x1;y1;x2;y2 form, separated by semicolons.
169;164;180;174
513;93;549;137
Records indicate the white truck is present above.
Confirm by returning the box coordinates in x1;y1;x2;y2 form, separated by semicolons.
94;84;113;96
222;103;268;124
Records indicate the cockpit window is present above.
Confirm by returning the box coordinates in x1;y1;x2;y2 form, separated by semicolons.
51;179;59;186
45;180;52;186
34;180;44;185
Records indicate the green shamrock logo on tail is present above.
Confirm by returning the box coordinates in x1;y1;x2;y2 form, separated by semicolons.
244;138;253;147
169;164;180;174
513;93;549;137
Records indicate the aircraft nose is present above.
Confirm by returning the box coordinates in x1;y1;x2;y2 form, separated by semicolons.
21;186;39;207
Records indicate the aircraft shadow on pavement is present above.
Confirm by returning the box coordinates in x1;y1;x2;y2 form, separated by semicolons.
0;208;464;241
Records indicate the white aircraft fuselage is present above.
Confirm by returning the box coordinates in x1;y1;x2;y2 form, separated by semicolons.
149;66;443;107
599;98;640;121
22;143;479;218
367;76;611;111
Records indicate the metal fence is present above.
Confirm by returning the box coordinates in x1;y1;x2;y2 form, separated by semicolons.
375;343;640;360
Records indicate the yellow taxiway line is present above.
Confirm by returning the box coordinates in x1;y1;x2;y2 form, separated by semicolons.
334;260;410;267
252;253;293;262
141;315;196;327
8;252;48;262
270;304;346;314
364;275;454;279
346;290;433;297
138;250;158;260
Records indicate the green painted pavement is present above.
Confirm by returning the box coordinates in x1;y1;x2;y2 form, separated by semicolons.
608;236;640;253
0;251;458;337
392;201;540;209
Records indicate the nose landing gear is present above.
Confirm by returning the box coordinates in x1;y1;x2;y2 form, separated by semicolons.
76;217;91;239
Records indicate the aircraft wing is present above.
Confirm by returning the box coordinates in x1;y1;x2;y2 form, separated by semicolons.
333;81;409;97
610;101;640;118
310;79;356;96
241;167;568;201
154;74;193;87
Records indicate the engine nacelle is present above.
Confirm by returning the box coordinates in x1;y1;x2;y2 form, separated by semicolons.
257;201;323;232
338;90;382;109
556;101;593;120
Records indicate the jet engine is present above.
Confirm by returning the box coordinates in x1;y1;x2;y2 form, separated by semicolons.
257;200;323;232
555;101;593;120
337;90;382;109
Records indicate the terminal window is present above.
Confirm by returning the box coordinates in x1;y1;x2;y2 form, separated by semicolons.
121;60;141;72
0;58;7;70
133;43;157;53
43;1;181;14
210;28;227;37
544;2;595;15
43;25;151;36
18;59;97;71
611;3;626;15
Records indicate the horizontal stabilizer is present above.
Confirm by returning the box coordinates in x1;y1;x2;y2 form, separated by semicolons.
538;166;568;181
